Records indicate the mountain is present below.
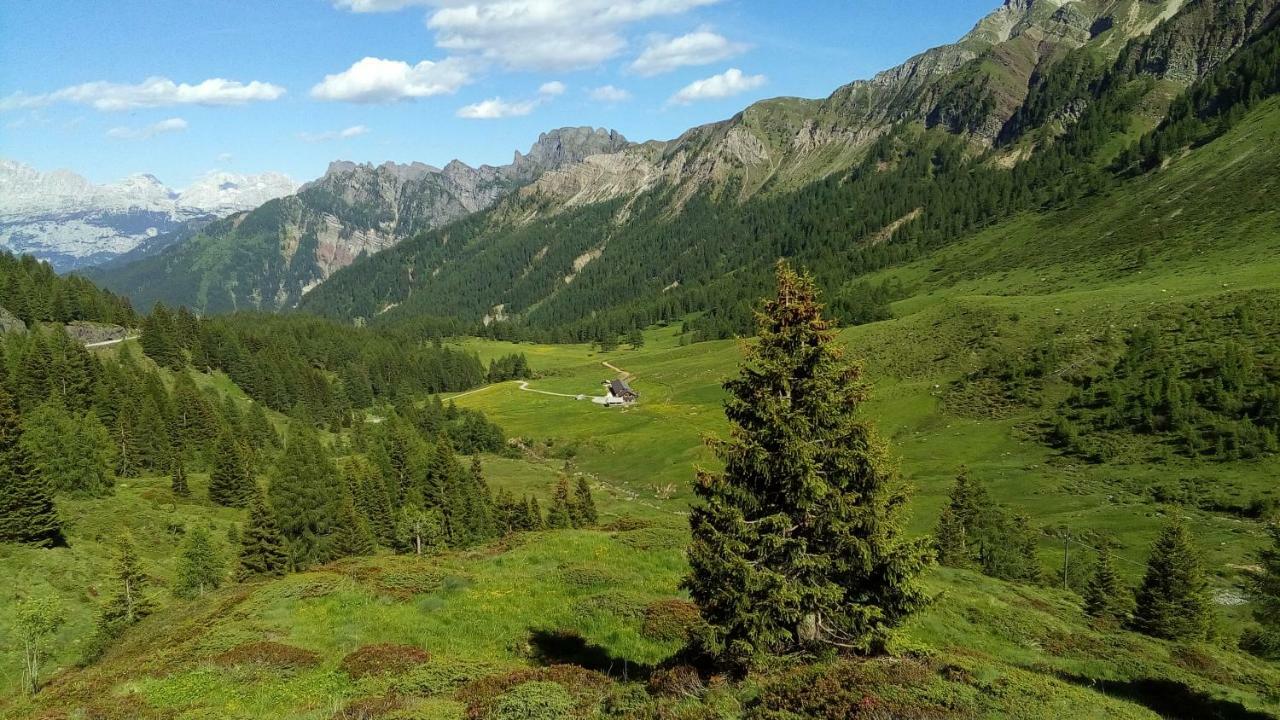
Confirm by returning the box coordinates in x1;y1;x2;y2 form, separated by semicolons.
90;127;631;313
301;0;1278;336
0;159;296;271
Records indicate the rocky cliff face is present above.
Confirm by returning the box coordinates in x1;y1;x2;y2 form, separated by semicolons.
93;128;631;313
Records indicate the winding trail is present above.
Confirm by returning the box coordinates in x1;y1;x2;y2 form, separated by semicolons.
449;359;634;403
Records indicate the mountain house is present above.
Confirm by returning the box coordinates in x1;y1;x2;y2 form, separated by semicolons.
601;379;639;406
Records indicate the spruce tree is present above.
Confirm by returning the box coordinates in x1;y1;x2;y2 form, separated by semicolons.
237;486;289;579
574;476;598;527
0;390;64;546
98;534;153;637
173;525;224;598
527;496;544;530
208;432;253;507
1084;548;1128;622
684;261;930;671
469;455;497;539
270;425;342;569
1132;517;1214;641
171;456;189;497
1242;522;1280;658
934;468;991;567
331;486;377;559
546;477;575;529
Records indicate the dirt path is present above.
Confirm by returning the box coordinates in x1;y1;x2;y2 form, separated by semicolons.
601;360;632;380
84;335;139;349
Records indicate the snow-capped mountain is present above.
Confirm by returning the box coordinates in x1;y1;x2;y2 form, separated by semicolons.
0;158;296;270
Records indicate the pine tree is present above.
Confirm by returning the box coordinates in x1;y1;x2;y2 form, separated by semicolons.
527;496;544;530
237;486;289;579
270;425;342;569
573;476;598;527
546;477;574;529
331;484;377;559
934;468;991;567
684;262;930;671
1242;522;1280;658
0;390;64;546
173;525;224;598
1132;517;1214;641
171;456;189;497
99;534;153;636
469;455;496;539
21;403;115;498
346;457;394;546
1084;548;1128;622
208;432;253;507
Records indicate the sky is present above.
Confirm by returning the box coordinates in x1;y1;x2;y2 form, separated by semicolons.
0;0;997;188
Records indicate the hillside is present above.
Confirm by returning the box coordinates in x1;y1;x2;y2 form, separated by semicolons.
300;0;1278;341
89;128;631;314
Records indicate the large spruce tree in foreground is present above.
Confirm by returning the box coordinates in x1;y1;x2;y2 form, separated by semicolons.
0;390;64;547
1132;516;1214;641
685;261;931;672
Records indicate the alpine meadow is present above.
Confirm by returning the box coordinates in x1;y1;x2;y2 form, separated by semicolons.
3;0;1280;718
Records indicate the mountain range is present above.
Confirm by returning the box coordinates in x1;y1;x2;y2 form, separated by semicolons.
88;127;630;313
0;160;297;270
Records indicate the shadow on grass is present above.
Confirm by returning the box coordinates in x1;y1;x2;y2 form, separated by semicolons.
1059;674;1275;720
528;629;653;682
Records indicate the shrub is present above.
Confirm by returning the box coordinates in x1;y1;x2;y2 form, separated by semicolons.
334;694;407;720
611;528;685;552
646;664;704;698
641;599;702;642
556;563;614;590
457;665;611;719
212;641;321;669
490;681;576;720
341;644;432;679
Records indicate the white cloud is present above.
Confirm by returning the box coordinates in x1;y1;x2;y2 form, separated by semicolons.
298;125;371;142
217;152;234;163
589;85;632;103
105;117;189;140
311;57;472;103
333;0;722;71
629;30;746;76
456;97;539;119
538;81;566;97
668;67;765;105
1;77;284;112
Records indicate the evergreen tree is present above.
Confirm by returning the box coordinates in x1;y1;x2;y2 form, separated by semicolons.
1132;517;1214;641
237;486;289;579
684;262;930;671
934;468;990;567
171;456;189;497
1242;522;1280;658
546;477;575;529
573;476;598;527
20;403;115;497
208;432;253;507
1084;548;1128;622
173;525;224;598
331;485;377;558
346;457;394;546
0;390;64;546
270;425;342;569
98;535;153;637
527;496;544;530
469;455;496;539
140;302;183;369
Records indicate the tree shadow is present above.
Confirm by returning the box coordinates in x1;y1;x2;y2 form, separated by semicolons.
1058;674;1275;720
527;628;653;682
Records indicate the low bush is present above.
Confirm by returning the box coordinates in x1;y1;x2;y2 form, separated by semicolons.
341;644;432;679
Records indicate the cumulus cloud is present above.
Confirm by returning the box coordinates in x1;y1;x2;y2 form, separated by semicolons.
456;97;540;119
668;67;765;105
105;117;189;140
629;30;746;76
0;77;284;112
538;80;566;97
311;57;472;103
298;125;371;142
334;0;722;71
589;85;632;103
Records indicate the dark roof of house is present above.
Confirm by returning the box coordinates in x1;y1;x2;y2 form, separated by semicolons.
609;379;637;397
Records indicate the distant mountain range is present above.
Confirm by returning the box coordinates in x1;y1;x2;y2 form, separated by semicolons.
89;127;631;313
0;159;297;270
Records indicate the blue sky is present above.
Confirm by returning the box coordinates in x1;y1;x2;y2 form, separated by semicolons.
0;0;997;188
